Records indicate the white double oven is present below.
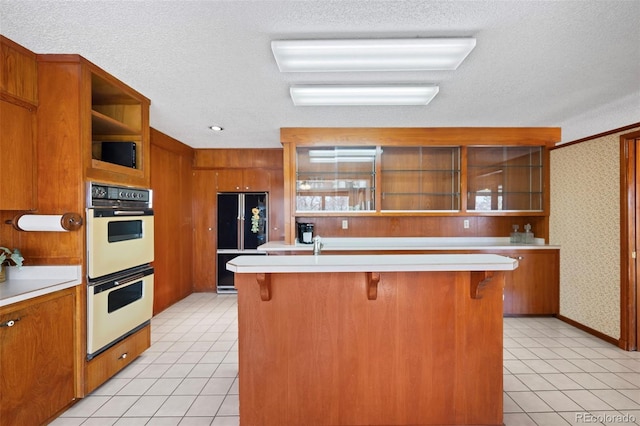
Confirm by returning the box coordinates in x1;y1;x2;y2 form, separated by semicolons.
86;182;154;359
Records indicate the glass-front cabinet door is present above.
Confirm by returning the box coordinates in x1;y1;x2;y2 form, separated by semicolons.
467;146;543;212
381;146;460;211
295;146;376;213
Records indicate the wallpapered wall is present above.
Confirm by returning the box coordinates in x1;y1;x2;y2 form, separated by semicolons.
550;127;640;339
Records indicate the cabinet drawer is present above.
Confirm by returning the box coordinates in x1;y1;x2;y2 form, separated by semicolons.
85;324;150;394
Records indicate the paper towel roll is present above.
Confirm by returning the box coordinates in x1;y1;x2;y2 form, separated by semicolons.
11;213;83;232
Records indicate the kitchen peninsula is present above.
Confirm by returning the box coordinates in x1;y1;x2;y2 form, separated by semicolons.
227;253;518;426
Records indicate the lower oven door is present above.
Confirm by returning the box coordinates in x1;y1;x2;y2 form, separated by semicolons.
87;208;154;279
87;267;154;358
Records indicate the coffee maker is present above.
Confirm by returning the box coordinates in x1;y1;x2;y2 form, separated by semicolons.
296;222;314;244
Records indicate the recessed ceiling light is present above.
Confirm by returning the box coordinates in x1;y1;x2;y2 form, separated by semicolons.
209;125;224;132
271;38;476;72
289;84;439;106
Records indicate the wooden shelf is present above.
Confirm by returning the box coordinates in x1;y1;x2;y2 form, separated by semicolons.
91;110;140;135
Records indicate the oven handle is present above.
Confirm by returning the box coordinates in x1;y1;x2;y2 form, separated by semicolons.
113;210;146;216
114;273;145;287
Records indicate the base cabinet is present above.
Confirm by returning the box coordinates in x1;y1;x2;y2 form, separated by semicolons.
0;289;76;425
85;325;150;394
310;248;560;315
499;250;560;315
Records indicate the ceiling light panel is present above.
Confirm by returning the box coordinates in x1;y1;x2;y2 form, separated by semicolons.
290;85;439;106
271;38;476;72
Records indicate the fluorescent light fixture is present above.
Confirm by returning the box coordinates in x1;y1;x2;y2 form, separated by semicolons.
308;148;377;163
271;38;476;72
290;84;439;106
309;149;377;157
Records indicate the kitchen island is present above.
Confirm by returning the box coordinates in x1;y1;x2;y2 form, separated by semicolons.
227;254;518;426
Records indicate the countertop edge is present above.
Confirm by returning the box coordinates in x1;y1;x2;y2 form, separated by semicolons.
227;254;518;274
258;237;559;252
0;265;83;308
0;280;81;308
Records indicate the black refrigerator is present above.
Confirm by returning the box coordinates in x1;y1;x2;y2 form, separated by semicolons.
217;192;268;293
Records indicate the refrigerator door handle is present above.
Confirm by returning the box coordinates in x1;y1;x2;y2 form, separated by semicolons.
238;194;244;250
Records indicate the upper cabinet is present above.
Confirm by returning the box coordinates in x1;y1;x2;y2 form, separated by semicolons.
281;128;560;242
467;146;543;212
381;146;460;212
216;169;271;192
38;54;150;188
0;36;38;211
295;146;376;213
90;71;147;180
1;35;38;106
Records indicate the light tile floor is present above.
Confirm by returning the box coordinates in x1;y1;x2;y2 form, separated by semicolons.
51;293;640;426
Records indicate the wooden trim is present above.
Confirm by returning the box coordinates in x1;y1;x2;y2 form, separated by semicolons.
0;91;37;109
283;143;295;243
36;53;150;103
551;123;640;151
0;35;36;57
281;127;561;147
150;127;194;156
620;130;640;351
193;148;283;169
556;314;620;348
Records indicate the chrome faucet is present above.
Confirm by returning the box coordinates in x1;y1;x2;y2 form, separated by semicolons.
312;235;323;255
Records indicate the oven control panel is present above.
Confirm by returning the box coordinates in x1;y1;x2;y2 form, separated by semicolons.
88;182;152;208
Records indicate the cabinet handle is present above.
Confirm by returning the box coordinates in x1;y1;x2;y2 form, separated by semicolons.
0;318;21;327
118;352;128;360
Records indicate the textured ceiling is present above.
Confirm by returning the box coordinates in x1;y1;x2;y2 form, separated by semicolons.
1;1;639;148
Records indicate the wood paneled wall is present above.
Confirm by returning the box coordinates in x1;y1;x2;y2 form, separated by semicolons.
192;149;284;291
150;128;194;314
295;215;548;240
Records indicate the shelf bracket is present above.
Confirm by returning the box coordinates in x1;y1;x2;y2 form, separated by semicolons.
257;273;271;301
470;271;494;300
367;272;380;300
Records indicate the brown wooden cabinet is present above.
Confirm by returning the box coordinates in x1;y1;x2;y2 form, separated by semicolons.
37;54;150;188
151;128;194;313
0;100;36;210
192;170;217;291
0;289;76;425
0;36;38;211
216;168;271;192
1;35;38;106
281;128;561;244
85;325;150;394
497;249;560;315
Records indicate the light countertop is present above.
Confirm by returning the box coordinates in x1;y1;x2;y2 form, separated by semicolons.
258;237;559;252
226;253;518;274
0;265;82;307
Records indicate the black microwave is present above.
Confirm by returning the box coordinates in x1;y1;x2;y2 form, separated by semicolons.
100;142;137;169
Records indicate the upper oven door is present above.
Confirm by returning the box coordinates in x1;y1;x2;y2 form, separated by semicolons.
87;208;154;279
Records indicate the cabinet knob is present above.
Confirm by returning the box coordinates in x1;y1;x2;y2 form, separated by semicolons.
1;318;21;327
119;352;128;360
509;256;524;260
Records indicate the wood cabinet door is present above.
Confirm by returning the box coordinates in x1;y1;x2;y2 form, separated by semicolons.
242;169;271;191
216;169;244;191
216;169;271;192
193;170;218;291
503;250;559;315
151;141;193;313
0;291;75;425
0;100;36;210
